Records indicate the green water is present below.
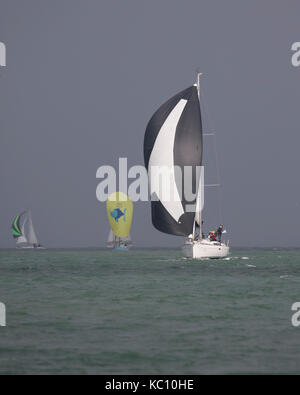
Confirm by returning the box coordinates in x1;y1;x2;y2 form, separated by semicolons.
0;248;299;375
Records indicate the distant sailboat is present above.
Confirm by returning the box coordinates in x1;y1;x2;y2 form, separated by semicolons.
11;211;45;250
106;192;133;251
144;73;229;259
106;229;133;250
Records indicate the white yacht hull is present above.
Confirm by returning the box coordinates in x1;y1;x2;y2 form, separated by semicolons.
16;246;46;250
182;240;229;259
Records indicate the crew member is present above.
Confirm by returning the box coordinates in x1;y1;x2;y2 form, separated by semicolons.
215;224;224;243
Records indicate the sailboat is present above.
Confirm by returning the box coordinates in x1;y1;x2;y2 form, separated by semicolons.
106;192;133;251
107;229;133;250
11;211;45;250
144;73;229;259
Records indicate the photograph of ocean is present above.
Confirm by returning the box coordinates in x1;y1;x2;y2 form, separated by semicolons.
0;248;299;375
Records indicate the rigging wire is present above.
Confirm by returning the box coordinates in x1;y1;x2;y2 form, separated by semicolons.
200;86;224;226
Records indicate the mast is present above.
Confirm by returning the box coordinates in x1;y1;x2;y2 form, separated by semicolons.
194;72;203;239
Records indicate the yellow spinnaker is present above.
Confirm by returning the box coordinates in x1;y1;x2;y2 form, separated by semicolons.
106;192;133;238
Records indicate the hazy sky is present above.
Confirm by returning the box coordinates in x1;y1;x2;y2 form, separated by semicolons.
0;0;299;248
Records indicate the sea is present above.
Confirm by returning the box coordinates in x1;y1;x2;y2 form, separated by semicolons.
0;248;299;375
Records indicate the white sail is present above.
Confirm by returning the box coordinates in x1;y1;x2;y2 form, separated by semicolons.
107;229;114;243
107;229;115;247
27;212;38;246
148;99;187;222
